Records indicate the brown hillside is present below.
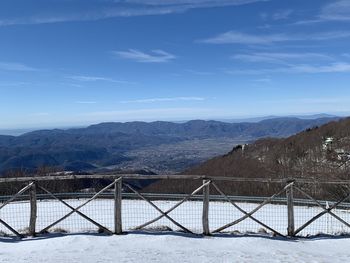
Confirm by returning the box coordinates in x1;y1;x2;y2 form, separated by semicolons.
144;118;350;196
187;117;350;180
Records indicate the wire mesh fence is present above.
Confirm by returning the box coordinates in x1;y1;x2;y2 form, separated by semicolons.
0;200;30;236
293;181;350;236
1;174;350;239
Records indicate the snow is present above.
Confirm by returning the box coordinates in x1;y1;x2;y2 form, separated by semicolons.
2;199;350;262
1;233;350;262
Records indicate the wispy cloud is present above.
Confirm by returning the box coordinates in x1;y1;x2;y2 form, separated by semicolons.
232;52;332;64
120;97;205;103
294;0;350;25
29;112;50;117
291;63;350;73
320;0;350;21
123;0;266;7
75;101;98;104
67;75;132;84
0;62;38;71
264;97;350;105
261;9;293;21
0;81;30;87
272;9;293;20
81;107;221;121
201;31;289;44
0;0;268;26
186;69;214;75
252;78;271;82
227;62;350;74
114;49;176;63
200;31;350;45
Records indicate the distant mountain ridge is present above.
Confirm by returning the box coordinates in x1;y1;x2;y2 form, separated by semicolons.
0;116;340;175
62;117;338;138
216;113;339;123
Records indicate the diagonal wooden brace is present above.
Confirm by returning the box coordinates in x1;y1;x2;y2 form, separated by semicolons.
0;218;23;238
0;182;34;238
211;182;288;236
125;181;211;233
294;186;350;235
38;185;113;235
39;178;121;234
0;182;34;211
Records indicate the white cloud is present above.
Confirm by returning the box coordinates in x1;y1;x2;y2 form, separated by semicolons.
186;69;214;75
232;52;332;64
261;9;293;21
67;75;132;84
0;62;38;71
292;19;324;25
29;112;50;117
114;49;176;63
0;0;269;26
320;0;350;21
265;97;350;105
81;107;220;121
294;0;350;24
227;62;350;74
311;31;350;40
201;31;350;45
252;78;271;82
272;9;293;20
291;63;350;73
120;97;205;103
122;0;264;6
0;81;30;87
201;31;290;44
75;101;98;104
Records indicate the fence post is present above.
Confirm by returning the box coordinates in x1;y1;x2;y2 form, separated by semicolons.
286;181;295;237
29;181;37;236
202;180;210;235
114;178;123;234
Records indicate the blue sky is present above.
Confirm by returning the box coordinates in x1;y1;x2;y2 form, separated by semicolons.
1;0;350;128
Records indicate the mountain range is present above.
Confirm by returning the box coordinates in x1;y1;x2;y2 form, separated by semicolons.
0;116;340;175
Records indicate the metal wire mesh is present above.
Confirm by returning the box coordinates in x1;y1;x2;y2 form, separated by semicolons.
122;198;206;234
36;198;114;233
293;201;350;236
208;181;288;235
0;200;30;235
292;182;350;236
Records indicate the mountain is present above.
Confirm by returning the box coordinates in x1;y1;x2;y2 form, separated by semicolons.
0;116;340;175
186;117;350;180
143;117;350;197
216;113;338;123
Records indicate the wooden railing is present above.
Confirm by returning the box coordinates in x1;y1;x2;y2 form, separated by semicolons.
1;174;350;238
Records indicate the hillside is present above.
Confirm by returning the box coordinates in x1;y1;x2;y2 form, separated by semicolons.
143;118;350;197
0;117;338;175
187;117;350;180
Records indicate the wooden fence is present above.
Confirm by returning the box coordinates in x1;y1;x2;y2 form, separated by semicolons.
1;174;350;238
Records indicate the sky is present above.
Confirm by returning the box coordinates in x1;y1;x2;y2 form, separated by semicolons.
1;0;350;129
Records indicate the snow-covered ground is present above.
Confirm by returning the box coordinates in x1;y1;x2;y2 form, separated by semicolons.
1;233;350;263
2;199;350;262
1;198;350;236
